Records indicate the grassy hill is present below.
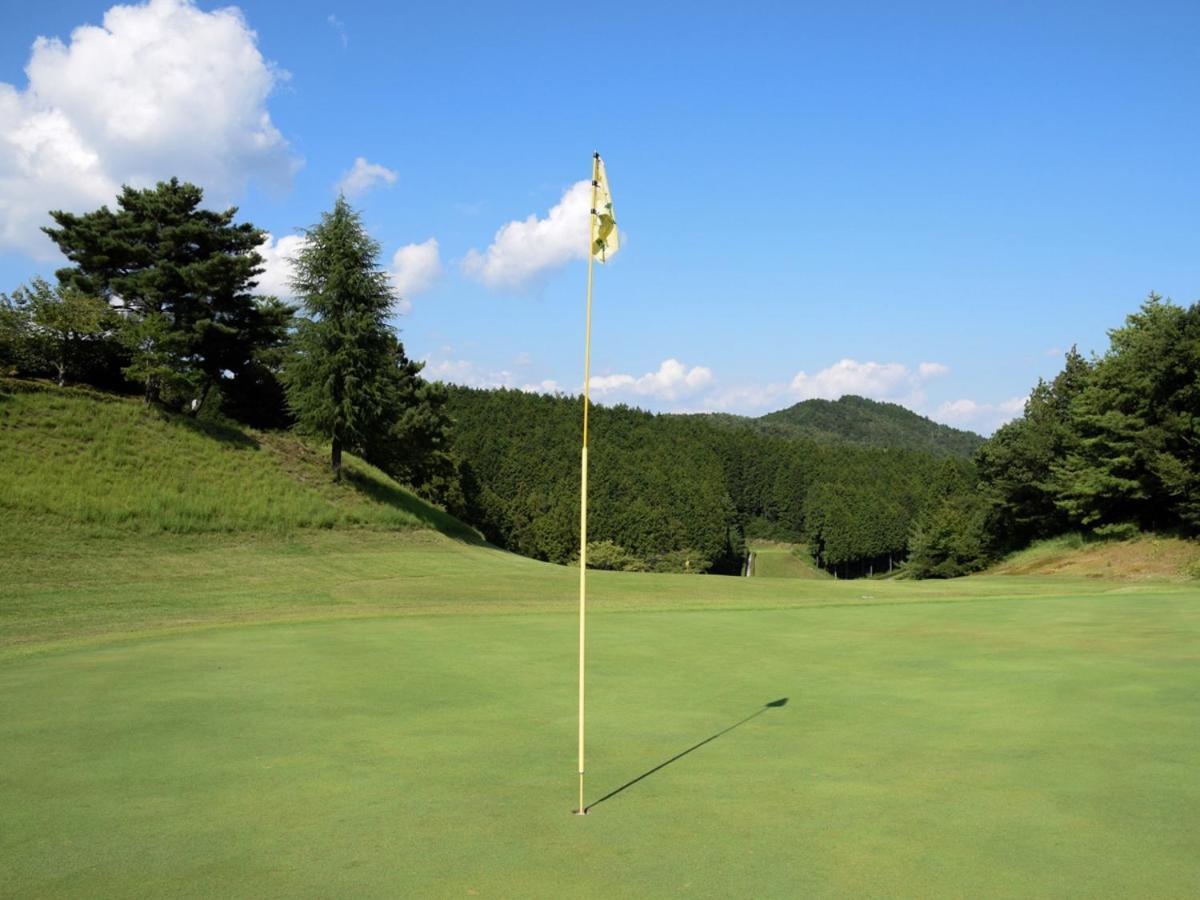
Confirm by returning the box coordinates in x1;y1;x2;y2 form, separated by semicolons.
758;395;985;456
693;394;985;457
0;379;477;552
989;533;1200;580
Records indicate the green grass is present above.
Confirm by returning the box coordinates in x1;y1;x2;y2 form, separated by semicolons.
0;380;475;541
2;532;1199;896
749;541;829;578
2;382;1199;895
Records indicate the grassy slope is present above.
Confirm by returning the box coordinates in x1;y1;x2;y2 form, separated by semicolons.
749;541;829;578
0;380;476;543
2;383;1199;895
990;533;1200;580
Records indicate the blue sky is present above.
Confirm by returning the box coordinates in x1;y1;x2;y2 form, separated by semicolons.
2;0;1197;432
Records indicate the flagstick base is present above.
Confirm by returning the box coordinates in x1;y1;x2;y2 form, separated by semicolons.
572;809;589;816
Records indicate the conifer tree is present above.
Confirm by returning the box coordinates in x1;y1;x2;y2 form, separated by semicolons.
43;178;284;410
282;197;397;481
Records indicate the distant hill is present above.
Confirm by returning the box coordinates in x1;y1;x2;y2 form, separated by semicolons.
691;395;984;458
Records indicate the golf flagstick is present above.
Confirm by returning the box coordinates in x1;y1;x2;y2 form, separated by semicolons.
575;152;600;815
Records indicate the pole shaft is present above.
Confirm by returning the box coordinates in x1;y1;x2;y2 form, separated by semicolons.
578;153;600;813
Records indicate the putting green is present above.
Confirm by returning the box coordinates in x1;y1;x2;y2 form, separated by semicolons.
3;582;1198;897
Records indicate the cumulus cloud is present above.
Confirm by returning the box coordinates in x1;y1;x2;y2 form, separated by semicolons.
463;180;597;290
589;358;714;402
935;396;1026;434
0;0;297;257
788;358;949;403
254;232;307;298
336;156;396;198
390;239;441;300
698;358;952;415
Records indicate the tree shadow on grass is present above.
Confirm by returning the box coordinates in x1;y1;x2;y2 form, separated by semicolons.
344;466;486;544
175;412;261;449
586;698;788;812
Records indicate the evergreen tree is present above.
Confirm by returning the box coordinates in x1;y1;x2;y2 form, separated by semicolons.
282;197;398;481
976;347;1091;549
1052;295;1200;532
43;178;285;410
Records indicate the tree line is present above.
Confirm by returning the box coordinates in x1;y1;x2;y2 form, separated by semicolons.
444;386;957;576
3;179;1194;578
909;294;1200;576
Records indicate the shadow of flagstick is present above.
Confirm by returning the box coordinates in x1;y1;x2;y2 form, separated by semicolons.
586;698;788;812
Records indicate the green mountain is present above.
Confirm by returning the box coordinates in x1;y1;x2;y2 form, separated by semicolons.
692;395;984;458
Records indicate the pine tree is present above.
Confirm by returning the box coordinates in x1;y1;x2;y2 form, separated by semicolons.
43;178;282;410
282;197;397;481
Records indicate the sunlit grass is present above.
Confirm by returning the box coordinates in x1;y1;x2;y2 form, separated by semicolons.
0;380;475;540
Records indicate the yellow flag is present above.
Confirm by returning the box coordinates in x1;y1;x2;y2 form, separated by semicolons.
591;158;619;263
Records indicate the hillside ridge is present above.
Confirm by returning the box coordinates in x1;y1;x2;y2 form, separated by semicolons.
693;395;984;457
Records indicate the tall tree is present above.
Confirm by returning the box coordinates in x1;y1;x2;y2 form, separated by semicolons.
975;347;1091;549
282;197;397;481
1052;295;1200;532
43;178;284;410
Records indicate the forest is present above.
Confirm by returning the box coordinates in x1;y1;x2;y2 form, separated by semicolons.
445;295;1198;578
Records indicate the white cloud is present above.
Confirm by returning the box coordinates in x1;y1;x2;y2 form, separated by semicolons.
389;238;441;300
589;358;714;402
254;232;307;298
788;357;948;403
698;358;952;416
463;180;598;290
935;396;1027;434
0;0;297;258
336;156;396;198
522;379;562;394
420;352;519;390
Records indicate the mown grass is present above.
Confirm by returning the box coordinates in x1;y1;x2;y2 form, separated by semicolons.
1;535;1197;897
748;541;828;578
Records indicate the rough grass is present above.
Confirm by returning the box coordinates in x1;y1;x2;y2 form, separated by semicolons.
990;532;1200;580
748;541;829;578
0;379;476;542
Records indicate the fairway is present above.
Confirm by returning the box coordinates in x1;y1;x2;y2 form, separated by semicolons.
2;536;1198;897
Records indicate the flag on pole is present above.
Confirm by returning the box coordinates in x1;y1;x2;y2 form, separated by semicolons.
575;151;615;816
591;158;619;263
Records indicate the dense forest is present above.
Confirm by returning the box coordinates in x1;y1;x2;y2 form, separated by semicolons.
445;386;966;576
695;395;984;458
444;295;1198;579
